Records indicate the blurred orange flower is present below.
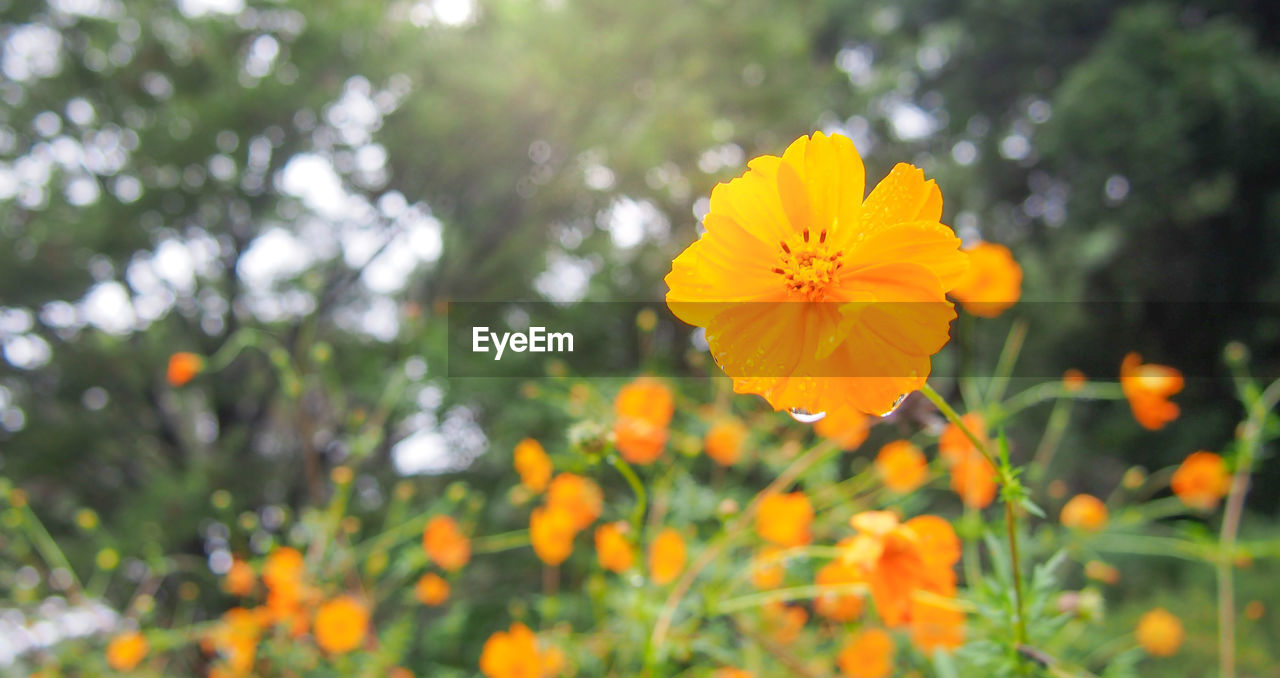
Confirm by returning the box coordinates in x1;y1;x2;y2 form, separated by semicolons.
649;528;687;585
909;593;965;652
167;352;205;386
714;669;755;678
814;406;871;450
545;473;603;531
423;516;471;572
815;554;866;622
613;377;674;465
1085;560;1121;585
875;440;928;493
106;631;149;671
837;628;895;678
480;622;551;678
530;504;577;566
1136;608;1184;657
594;522;634;572
755;492;813;547
1171;451;1231;510
938;413;987;464
514;438;552;493
223;558;255;597
949;241;1022;318
1063;368;1087;392
261;546;311;635
763;601;807;646
1060;494;1109;531
704;417;747;466
415;573;450;606
665;132;967;417
842;511;960;626
205;607;261;674
949;454;997;509
1120;353;1183;430
749;546;785;589
313;596;369;654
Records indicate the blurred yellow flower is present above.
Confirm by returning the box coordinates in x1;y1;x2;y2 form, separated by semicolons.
1170;451;1231;510
714;669;755;678
594;522;634;573
545;473;603;531
167;352;205;386
514;438;552;493
755;492;813;547
949;241;1022;317
837;628;895;678
874;440;928;494
648;528;687;585
1136;607;1184;657
949;453;997;509
613;377;674;465
313;596;369;655
530;504;577;566
1120;353;1183;430
106;631;149;671
423;516;471;572
415;573;450;606
1060;494;1109;531
666;131;967;416
480;622;550;678
704;417;747;466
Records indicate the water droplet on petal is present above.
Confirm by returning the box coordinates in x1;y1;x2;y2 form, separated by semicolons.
878;393;909;418
788;408;827;423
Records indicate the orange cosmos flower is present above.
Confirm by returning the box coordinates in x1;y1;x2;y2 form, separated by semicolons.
875;440;928;493
415;573;450;606
261;546;313;634
223;558;255;597
594;522;634;572
837;628;895;678
763;601;808;645
613;377;674;465
714;669;755;678
1120;353;1183;430
480;622;548;678
938;412;987;464
1085;560;1121;585
909;593;965;652
949;241;1022;318
106;631;149;671
649;528;687;584
1060;494;1108;531
749;546;785;589
1063;369;1087;392
313;596;369;654
530;504;577;566
842;511;960;626
755;492;813;547
1136;608;1184;657
545;473;603;530
1170;451;1231;510
814;553;866;622
423;516;471;572
814;406;871;450
167;352;205;386
514;438;552;493
665;132;967;417
206;607;261;674
950;454;997;508
704;417;747;466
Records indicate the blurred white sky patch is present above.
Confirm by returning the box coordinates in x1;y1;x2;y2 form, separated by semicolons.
391;404;486;475
535;252;595;303
405;0;477;28
2;24;63;82
49;0;125;19
0;307;51;370
176;0;244;18
238;227;313;289
279;153;349;219
81;281;136;335
599;197;668;250
886;100;938;141
392;429;450;475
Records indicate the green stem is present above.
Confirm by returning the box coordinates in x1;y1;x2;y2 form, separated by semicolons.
609;454;648;534
920;383;996;467
1005;499;1028;647
987;319;1029;404
13;499;83;594
1029;397;1073;489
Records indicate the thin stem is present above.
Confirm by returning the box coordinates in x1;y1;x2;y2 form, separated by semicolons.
609;454;648;534
1029;397;1073;490
919;383;996;467
986;319;1029;404
1005;499;1028;647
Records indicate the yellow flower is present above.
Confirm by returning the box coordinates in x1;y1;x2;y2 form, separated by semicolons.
1136;608;1184;657
666;132;967;416
514;438;552;493
837;628;895;678
594;522;635;573
1170;451;1231;510
754;492;813;547
1060;494;1109;531
949;241;1022;317
648;528;687;585
415;573;450;606
704;417;747;466
423;516;471;572
313;596;369;654
106;631;149;671
874;440;928;494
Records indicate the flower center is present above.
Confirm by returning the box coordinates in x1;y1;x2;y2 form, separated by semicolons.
772;228;843;301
